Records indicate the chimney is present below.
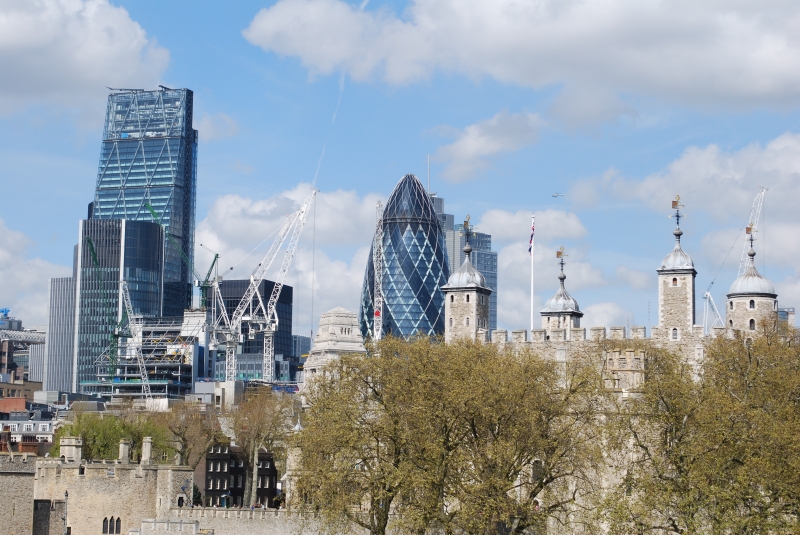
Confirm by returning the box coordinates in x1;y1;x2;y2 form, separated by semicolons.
60;437;83;463
141;436;152;465
119;439;131;464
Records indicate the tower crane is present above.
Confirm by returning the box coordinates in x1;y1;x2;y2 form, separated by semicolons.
119;281;152;399
212;190;316;383
373;201;384;340
702;187;768;335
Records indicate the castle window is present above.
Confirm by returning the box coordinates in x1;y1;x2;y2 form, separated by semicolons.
672;328;678;340
672;278;677;286
466;317;470;327
749;319;755;330
729;320;733;327
730;301;733;310
103;518;109;534
749;300;755;309
178;497;184;507
115;518;121;534
774;301;778;310
450;295;454;303
449;318;453;327
466;295;470;303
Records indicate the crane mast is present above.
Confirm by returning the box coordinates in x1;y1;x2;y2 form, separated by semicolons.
702;291;724;336
373;201;384;340
737;187;767;276
119;281;152;399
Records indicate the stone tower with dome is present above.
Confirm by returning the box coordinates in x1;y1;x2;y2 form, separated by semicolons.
441;219;492;344
726;235;778;334
541;249;583;341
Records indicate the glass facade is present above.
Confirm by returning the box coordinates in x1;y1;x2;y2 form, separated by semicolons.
213;280;293;381
73;219;164;392
44;276;76;392
360;174;450;339
92;89;198;317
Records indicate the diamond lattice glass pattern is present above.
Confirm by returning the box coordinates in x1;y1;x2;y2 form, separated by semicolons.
92;89;197;317
360;174;451;339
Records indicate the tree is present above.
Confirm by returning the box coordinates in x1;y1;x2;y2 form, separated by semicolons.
296;336;609;535
230;386;294;506
152;401;222;469
603;328;800;534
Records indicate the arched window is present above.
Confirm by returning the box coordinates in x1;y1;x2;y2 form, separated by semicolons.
103;518;109;534
109;517;115;534
466;317;470;327
450;295;453;303
749;300;755;309
749;319;755;330
466;295;470;303
672;278;677;286
730;301;733;310
729;320;733;327
79;465;85;475
178;496;184;507
672;328;678;340
449;318;452;327
115;518;121;534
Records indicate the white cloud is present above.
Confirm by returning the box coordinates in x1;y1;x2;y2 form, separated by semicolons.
196;113;239;142
434;112;543;181
0;0;168;113
243;0;800;116
0;219;71;326
615;266;653;292
583;302;633;329
195;184;381;335
477;208;587;244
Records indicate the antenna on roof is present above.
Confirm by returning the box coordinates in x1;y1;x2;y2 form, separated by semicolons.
158;85;173;91
427;155;430;193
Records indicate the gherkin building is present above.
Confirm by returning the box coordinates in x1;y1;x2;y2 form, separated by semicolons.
360;174;451;339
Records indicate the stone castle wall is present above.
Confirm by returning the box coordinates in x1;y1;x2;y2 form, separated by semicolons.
0;454;36;535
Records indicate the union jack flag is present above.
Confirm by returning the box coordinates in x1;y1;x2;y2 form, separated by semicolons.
528;221;535;255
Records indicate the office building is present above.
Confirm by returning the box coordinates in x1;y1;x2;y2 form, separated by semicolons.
212;280;293;381
73;219;164;393
430;195;499;332
291;335;311;359
360;174;450;339
43;277;76;392
91;88;198;317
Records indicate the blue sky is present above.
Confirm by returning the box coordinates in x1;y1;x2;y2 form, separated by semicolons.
3;0;800;336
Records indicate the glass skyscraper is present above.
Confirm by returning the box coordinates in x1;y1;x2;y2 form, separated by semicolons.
360;174;451;339
73;219;164;392
91;88;198;317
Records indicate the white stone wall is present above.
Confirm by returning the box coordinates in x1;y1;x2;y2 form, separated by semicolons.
444;289;490;343
726;295;778;333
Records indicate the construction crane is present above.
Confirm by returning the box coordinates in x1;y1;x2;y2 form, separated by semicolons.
373;201;384;340
213;190;316;382
145;203;218;309
702;291;724;336
738;187;767;276
119;281;152;399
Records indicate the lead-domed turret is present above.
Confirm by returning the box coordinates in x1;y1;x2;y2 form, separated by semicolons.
541;248;583;337
726;236;778;333
728;243;776;297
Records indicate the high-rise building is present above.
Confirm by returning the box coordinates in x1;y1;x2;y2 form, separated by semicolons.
91;88;198;317
73;219;165;392
212;280;293;381
360;174;451;339
292;335;311;359
43;276;76;392
430;195;499;331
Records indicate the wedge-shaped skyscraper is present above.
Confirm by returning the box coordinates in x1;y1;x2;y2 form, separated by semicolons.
360;174;450;338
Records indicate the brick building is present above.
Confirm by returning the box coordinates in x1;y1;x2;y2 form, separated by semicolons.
196;442;279;508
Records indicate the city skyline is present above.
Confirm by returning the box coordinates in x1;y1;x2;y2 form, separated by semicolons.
3;1;800;338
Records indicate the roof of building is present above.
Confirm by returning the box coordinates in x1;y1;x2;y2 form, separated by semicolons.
660;227;695;271
542;259;581;314
728;244;776;297
443;243;487;290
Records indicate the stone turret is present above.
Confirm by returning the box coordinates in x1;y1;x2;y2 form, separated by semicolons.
726;236;778;334
541;248;583;341
442;218;492;343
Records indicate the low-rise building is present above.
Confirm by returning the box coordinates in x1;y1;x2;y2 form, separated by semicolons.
195;442;279;508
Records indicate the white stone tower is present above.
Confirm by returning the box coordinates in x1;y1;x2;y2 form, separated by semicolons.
541;249;583;341
726;235;778;334
442;219;492;343
656;198;696;341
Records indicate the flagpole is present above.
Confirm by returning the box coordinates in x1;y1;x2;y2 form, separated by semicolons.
530;213;535;334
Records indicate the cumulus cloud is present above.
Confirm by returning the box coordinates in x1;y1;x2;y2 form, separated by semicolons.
195;184;381;335
583;302;633;329
434;112;543;181
477;208;587;244
0;0;168;113
196;113;239;141
615;266;653;292
243;0;800;115
0;219;71;326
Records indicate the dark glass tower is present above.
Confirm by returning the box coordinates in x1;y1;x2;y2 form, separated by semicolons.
360;174;451;339
92;88;198;317
73;219;164;392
